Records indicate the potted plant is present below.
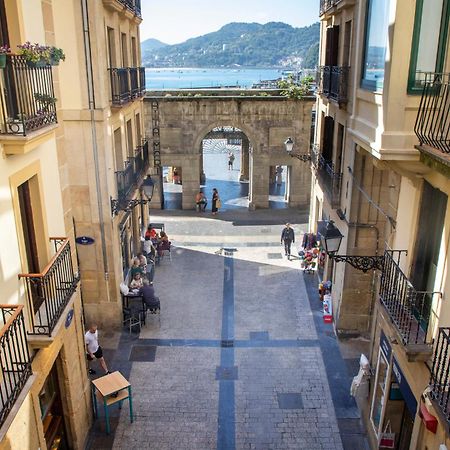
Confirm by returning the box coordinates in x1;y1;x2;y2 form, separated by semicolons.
0;45;10;68
49;47;65;65
34;92;57;113
17;42;50;67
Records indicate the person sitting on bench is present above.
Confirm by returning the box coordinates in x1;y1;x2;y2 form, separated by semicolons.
139;278;160;311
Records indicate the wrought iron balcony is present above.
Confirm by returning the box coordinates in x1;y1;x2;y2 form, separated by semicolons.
138;67;146;96
0;305;32;428
414;72;450;154
311;145;342;208
118;0;141;16
379;250;439;359
0;55;57;136
319;0;344;15
317;66;350;105
429;328;450;424
114;139;150;210
18;238;79;336
109;67;146;106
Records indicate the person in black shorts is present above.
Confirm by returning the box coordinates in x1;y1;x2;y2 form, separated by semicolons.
85;324;111;375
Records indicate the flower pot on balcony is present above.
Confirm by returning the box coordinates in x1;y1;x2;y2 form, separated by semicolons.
50;57;59;66
0;54;6;68
26;59;48;68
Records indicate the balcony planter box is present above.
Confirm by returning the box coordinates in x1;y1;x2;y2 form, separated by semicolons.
0;54;6;68
26;59;48;68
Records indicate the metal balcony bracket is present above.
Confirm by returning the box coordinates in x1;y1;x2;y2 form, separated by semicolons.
330;254;385;272
289;153;312;162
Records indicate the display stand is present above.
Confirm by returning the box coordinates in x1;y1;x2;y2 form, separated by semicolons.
91;371;133;434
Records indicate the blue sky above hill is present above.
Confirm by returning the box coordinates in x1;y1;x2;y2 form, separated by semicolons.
140;0;320;44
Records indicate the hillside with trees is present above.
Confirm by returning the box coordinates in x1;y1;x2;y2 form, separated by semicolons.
141;22;319;69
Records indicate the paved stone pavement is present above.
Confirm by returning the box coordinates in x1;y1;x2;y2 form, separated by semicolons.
86;208;369;450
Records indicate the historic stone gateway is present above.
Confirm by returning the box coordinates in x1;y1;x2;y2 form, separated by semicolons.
144;90;314;209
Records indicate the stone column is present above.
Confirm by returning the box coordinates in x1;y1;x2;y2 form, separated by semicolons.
181;155;200;209
239;137;250;181
288;160;310;207
131;203;141;254
249;153;270;209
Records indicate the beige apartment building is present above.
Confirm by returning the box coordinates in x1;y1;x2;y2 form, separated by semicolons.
0;0;147;448
311;0;450;448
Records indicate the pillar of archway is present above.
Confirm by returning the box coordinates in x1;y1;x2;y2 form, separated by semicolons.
249;152;270;209
181;155;200;209
288;160;311;207
239;137;250;181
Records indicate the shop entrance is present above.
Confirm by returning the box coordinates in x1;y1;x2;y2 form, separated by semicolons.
39;364;70;450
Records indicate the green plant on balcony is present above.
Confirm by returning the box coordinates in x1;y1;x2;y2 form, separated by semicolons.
17;42;51;67
49;47;65;65
0;45;10;68
34;92;57;113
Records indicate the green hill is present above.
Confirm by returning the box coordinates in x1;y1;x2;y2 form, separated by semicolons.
142;22;319;69
141;38;168;52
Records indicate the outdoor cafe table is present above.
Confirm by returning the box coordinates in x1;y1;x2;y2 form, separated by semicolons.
91;371;133;434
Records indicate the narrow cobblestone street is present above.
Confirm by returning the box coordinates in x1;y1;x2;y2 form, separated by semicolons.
88;209;369;450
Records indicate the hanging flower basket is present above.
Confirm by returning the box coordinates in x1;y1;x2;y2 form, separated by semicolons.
26;58;48;68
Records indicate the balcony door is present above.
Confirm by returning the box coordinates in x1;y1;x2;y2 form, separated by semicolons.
325;25;339;66
322;116;334;162
411;181;447;325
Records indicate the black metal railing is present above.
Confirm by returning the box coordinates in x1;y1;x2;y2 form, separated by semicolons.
429;328;450;423
109;67;146;106
311;144;342;208
138;67;146;95
379;250;439;346
19;238;79;336
0;305;32;428
115;139;150;207
318;66;350;104
118;0;141;16
319;0;343;14
414;72;450;154
129;67;139;97
0;55;57;136
109;67;131;106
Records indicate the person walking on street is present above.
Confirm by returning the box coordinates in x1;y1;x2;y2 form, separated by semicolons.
212;188;221;215
85;324;111;375
281;223;295;259
228;152;235;170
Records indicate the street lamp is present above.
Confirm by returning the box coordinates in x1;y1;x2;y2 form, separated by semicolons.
110;176;154;216
284;137;311;162
317;220;385;272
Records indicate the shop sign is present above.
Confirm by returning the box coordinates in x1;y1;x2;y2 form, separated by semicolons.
380;330;392;360
392;357;417;415
65;309;74;329
75;236;95;245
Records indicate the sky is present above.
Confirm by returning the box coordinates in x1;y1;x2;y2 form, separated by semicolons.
140;0;320;44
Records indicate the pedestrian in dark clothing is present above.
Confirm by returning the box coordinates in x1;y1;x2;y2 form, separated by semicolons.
139;279;160;310
212;188;220;215
281;223;295;259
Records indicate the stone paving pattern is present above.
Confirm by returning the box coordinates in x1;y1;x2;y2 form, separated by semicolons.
87;208;368;450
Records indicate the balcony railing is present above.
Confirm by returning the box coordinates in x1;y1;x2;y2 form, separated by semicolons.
0;305;32;428
319;0;343;15
118;0;141;17
109;67;146;107
429;328;450;424
19;238;79;336
414;72;450;154
379;250;440;350
311;144;342;208
0;55;57;136
115;139;150;208
318;66;350;104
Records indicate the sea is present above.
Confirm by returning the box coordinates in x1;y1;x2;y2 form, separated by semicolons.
145;67;282;90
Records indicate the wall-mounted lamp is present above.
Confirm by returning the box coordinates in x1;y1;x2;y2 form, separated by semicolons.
110;176;154;216
317;220;385;272
284;137;311;162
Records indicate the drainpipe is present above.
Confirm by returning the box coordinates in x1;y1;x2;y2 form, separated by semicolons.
80;0;111;298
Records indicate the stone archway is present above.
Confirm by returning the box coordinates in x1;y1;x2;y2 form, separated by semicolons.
144;93;314;210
